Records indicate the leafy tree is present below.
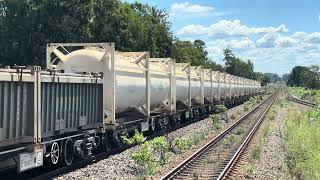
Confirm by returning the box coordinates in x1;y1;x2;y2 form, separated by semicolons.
0;0;173;66
287;65;320;89
172;39;224;71
223;48;256;79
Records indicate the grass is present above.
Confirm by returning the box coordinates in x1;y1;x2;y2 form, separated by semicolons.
211;115;221;130
192;171;201;179
289;87;320;104
262;125;270;138
223;134;236;148
234;127;245;135
285;105;320;179
244;163;253;176
250;142;262;160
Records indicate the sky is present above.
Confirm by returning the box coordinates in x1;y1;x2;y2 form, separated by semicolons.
125;0;320;75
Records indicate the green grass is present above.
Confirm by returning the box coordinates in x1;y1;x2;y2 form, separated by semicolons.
289;87;320;104
285;106;320;179
250;142;262;160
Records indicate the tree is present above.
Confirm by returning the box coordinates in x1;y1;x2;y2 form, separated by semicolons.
172;39;224;72
0;0;174;66
287;66;320;89
223;49;256;79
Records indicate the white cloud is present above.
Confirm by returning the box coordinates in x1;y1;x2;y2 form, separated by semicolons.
177;19;288;37
177;19;320;74
170;2;214;15
256;34;278;48
256;33;299;48
291;31;307;39
305;32;320;43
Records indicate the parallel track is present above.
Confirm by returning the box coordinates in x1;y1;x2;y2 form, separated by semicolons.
287;93;316;107
161;91;278;180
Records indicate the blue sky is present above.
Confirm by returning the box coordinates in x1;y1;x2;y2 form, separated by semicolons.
125;0;320;75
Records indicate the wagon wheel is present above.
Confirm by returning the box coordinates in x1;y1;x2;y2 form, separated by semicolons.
50;142;60;165
63;138;74;166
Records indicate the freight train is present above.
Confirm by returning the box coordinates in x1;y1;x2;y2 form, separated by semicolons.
0;43;261;172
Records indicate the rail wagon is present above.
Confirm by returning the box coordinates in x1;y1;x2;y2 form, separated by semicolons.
0;43;261;172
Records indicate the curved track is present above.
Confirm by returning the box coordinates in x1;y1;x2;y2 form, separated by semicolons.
161;91;278;180
287;93;316;107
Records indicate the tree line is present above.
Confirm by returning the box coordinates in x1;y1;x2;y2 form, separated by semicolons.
1;0;270;85
285;65;320;89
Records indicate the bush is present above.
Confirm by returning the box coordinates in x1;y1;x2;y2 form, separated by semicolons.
122;130;146;145
210;115;221;130
151;137;169;165
214;104;227;113
131;136;170;176
131;142;158;175
172;138;193;153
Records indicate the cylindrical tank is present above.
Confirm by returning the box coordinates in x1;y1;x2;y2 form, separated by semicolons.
56;48;171;113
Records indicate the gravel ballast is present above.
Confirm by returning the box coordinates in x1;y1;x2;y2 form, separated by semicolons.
230;95;310;179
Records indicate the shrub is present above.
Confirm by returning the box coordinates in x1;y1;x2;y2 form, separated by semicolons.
214;104;227;113
211;115;221;130
131;142;158;175
172;138;193;153
151;137;169;165
122;130;146;145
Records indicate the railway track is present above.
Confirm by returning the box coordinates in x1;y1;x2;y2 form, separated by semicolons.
161;91;278;180
287;93;316;107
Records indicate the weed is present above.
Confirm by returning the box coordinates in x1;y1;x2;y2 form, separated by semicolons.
192;171;201;179
269;113;275;121
251;142;262;160
205;158;215;164
234;127;245;135
214;104;227;113
223;134;235;148
122;130;146;145
262;125;270;138
131;142;158;175
211;115;221;130
244;163;253;176
285;105;320;179
230;114;236;120
172;138;193;154
151;137;169;165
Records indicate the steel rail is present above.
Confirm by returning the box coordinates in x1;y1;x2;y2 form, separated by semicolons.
161;92;276;180
217;90;278;179
287;93;316;107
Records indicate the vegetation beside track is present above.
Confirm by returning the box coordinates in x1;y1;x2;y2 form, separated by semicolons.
288;87;320;104
128;96;265;178
285;103;320;179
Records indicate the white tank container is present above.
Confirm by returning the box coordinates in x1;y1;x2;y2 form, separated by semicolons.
55;48;171;113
